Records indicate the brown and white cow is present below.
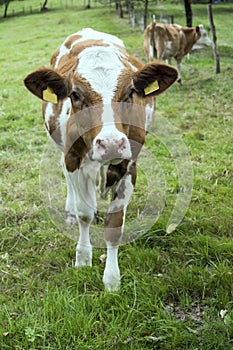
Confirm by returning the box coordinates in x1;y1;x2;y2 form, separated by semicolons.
24;28;177;291
144;22;211;84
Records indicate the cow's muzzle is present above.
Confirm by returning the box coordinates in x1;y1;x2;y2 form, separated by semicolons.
92;134;132;163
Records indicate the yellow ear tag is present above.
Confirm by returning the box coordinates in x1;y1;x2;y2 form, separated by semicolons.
144;80;159;95
43;86;58;104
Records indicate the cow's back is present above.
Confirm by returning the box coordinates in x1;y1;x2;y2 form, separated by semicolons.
51;28;127;73
153;23;181;60
177;26;200;57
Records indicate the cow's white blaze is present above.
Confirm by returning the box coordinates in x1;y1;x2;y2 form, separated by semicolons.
102;104;115;123
77;45;124;103
78;46;132;161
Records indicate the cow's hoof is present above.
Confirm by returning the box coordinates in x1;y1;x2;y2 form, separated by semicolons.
103;270;120;292
75;244;92;267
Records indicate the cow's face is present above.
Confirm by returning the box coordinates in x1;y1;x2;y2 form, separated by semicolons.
24;60;177;167
196;25;212;48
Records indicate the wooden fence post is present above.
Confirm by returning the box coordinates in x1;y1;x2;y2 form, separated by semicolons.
207;4;220;74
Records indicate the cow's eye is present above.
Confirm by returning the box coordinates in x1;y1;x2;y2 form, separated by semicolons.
124;89;134;103
71;91;80;101
129;89;134;98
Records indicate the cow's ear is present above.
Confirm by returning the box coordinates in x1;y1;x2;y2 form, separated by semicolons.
24;68;70;103
133;62;178;97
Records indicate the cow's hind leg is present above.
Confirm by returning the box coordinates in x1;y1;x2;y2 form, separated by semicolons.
176;58;182;85
103;165;136;291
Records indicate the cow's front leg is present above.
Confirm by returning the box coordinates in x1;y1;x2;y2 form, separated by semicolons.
103;169;135;291
66;165;98;267
61;154;78;225
75;220;93;267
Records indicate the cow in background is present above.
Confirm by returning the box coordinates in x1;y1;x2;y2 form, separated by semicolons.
24;28;177;291
173;23;212;55
144;22;211;84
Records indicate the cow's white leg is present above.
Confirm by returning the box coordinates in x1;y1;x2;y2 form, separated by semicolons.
176;59;182;85
76;219;93;267
103;169;135;291
65;179;77;225
66;164;99;267
61;154;77;225
149;44;154;61
103;242;120;291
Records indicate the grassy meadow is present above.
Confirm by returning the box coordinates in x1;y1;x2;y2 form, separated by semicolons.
0;1;233;349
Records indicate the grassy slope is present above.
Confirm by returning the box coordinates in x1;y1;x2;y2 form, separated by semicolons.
0;2;233;349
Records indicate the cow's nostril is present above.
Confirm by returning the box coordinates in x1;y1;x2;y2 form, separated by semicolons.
118;137;127;154
95;138;107;157
96;139;106;149
119;137;126;150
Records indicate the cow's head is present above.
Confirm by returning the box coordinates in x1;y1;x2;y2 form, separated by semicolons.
24;60;177;169
195;24;212;49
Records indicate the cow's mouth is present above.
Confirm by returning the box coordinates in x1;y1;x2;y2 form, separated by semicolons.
89;150;131;165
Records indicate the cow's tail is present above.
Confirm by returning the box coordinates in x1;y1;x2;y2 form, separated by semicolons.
144;19;157;62
150;22;157;61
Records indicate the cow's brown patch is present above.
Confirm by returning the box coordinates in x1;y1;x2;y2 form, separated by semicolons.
70;76;103;108
104;209;124;245
42;101;64;145
65;34;82;49
106;160;129;188
71;39;108;58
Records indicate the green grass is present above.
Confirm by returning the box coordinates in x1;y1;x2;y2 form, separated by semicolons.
1;2;233;349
